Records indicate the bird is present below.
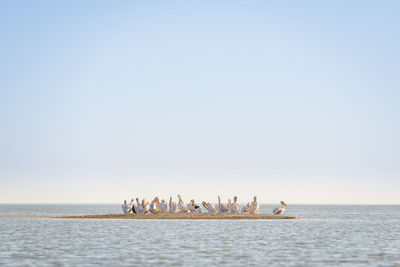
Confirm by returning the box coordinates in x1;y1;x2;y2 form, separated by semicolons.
159;199;169;213
121;200;129;214
230;196;240;214
272;201;287;215
168;197;177;213
227;199;232;213
149;197;160;213
177;194;189;213
135;198;143;214
217;196;229;213
142;199;150;214
128;198;136;214
241;202;251;213
249;196;260;214
202;201;217;214
187;199;201;213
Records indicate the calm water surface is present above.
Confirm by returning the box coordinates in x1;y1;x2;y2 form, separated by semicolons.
1;204;399;266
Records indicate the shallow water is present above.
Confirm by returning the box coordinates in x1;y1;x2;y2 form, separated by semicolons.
1;204;399;266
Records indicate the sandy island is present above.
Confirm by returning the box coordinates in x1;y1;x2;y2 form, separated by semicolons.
54;213;298;220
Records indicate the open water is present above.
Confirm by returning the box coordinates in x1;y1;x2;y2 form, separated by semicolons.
0;204;399;266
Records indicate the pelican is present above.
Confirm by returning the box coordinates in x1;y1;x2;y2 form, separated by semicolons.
121;200;129;214
202;201;217;214
227;199;232;213
187;199;201;213
128;198;136;214
177;194;189;213
272;201;287;215
142;199;150;214
241;202;251;213
135;198;143;214
217;196;229;213
149;197;161;213
159;199;169;213
168;197;177;213
230;196;240;214
249;196;259;214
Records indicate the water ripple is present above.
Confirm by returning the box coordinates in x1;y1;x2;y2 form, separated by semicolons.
0;205;400;266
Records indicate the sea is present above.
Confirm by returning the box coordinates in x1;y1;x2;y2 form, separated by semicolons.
0;204;399;266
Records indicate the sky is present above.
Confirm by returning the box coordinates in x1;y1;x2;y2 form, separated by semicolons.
0;1;399;204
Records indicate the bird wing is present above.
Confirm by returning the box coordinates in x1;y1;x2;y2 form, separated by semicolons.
272;207;282;215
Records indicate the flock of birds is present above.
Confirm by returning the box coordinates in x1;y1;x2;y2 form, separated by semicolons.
121;195;288;215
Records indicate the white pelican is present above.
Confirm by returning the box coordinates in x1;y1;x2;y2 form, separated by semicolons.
128;198;135;214
177;194;189;213
149;197;161;213
217;196;229;213
249;196;259;214
168;197;177;213
142;199;150;214
159;199;169;213
272;201;287;215
230;196;240;214
121;200;129;214
227;199;232;213
187;199;201;213
241;202;251;213
135;198;143;214
202;201;217;214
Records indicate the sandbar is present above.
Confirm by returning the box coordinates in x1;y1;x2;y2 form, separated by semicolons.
55;213;298;220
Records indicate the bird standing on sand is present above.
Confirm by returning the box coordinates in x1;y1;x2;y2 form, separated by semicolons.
128;199;136;214
159;199;169;213
177;194;189;213
217;196;229;213
135;198;143;214
202;201;217;214
249;196;259;214
230;196;240;214
149;197;161;213
272;201;287;215
187;199;201;213
241;202;251;213
227;199;232;213
168;197;177;213
142;199;150;214
121;200;129;214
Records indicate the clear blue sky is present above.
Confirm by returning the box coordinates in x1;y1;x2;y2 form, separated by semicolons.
1;1;399;204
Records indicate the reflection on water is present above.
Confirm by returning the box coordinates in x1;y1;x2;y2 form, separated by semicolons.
0;205;399;266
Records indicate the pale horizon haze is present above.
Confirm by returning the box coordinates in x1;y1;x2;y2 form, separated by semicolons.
1;1;399;204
